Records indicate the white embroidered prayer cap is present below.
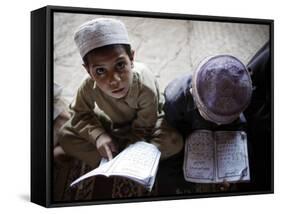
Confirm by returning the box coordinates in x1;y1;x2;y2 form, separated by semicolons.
192;55;252;125
74;18;130;58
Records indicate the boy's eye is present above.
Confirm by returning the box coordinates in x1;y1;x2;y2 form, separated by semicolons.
95;68;106;75
116;61;126;70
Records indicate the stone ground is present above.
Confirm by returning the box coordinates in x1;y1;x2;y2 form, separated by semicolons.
54;12;269;103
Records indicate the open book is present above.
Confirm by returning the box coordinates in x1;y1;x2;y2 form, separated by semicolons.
70;141;161;191
183;130;250;183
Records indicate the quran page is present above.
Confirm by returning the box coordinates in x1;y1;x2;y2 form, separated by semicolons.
184;130;215;183
109;141;160;180
70;141;161;190
215;131;250;182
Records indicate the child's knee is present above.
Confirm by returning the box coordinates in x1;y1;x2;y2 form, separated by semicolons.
58;127;89;155
58;130;101;167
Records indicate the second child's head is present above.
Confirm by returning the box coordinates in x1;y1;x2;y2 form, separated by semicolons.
74;18;135;99
190;55;252;125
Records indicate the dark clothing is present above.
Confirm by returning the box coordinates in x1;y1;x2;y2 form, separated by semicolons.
243;42;272;192
161;42;272;194
163;74;247;136
160;74;246;194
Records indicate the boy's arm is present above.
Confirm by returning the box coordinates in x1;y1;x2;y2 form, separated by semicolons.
163;79;191;135
163;96;184;130
131;86;159;140
62;79;106;144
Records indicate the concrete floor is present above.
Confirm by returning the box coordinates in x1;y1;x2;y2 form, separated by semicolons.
53;12;269;103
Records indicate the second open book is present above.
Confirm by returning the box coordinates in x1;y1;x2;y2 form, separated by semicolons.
184;130;250;183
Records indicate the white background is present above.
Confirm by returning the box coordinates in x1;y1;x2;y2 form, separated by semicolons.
0;0;279;213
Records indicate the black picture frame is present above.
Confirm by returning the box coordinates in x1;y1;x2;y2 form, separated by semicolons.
31;5;274;207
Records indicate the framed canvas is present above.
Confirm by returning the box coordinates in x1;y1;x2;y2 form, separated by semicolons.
31;5;274;207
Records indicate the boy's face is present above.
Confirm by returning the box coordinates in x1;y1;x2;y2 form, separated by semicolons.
84;46;134;99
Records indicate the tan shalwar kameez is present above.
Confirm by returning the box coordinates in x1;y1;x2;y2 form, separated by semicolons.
59;62;183;168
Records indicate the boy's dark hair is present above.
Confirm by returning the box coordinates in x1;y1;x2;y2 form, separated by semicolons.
83;44;132;65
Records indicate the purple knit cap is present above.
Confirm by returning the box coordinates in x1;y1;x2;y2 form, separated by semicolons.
192;55;252;124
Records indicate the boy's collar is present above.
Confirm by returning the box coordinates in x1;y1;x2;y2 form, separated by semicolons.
186;87;197;111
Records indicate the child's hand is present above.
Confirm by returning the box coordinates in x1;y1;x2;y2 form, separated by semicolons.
96;133;118;160
220;179;231;191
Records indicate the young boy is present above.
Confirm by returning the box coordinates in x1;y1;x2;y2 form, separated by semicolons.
163;55;252;192
59;18;183;168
